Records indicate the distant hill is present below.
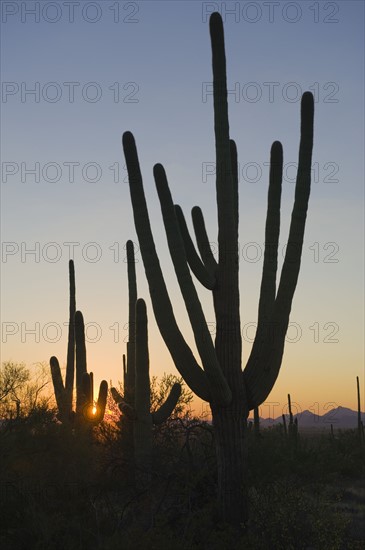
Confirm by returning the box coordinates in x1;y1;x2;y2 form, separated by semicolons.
256;406;365;431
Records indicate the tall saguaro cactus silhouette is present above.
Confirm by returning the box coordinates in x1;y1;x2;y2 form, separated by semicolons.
122;12;314;525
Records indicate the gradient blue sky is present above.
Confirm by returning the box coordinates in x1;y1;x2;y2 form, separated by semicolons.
1;1;364;418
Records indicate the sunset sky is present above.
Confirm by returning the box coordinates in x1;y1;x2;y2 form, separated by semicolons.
1;1;364;419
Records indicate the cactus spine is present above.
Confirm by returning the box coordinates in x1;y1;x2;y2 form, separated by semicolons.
122;12;314;525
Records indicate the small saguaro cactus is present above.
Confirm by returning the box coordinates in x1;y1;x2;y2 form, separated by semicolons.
50;260;76;423
50;260;107;425
287;393;298;443
112;298;181;473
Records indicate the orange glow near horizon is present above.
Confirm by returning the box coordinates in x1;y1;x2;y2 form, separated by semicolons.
3;340;363;421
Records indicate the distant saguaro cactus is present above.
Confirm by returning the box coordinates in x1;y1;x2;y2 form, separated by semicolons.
287;393;298;444
356;376;365;445
50;261;107;426
122;12;314;525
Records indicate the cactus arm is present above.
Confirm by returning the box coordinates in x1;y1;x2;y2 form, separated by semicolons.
49;356;67;418
152;382;181;425
257;141;283;327
81;371;93;421
75;310;87;414
243;93;314;409
123;131;210;402
191;206;218;273
111;386;136;419
273;92;314;320
126;240;137;402
154;163;231;405
81;372;107;423
246;141;283;364
95;380;108;421
230;139;238;234
174;205;216;289
110;386;123;404
65;260;76;402
82;371;92;405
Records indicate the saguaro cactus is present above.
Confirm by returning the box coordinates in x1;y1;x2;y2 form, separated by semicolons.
112;298;181;473
356;376;364;445
122;12;314;525
50;261;107;425
124;240;137;411
113;240;137;467
111;241;181;473
287;393;298;444
50;260;75;423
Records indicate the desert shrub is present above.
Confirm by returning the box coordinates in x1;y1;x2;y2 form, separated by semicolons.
0;374;362;549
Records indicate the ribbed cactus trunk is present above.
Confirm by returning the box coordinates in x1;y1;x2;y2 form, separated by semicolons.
211;236;248;520
211;397;248;524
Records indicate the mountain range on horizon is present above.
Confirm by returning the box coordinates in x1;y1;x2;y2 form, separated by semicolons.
250;406;365;431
